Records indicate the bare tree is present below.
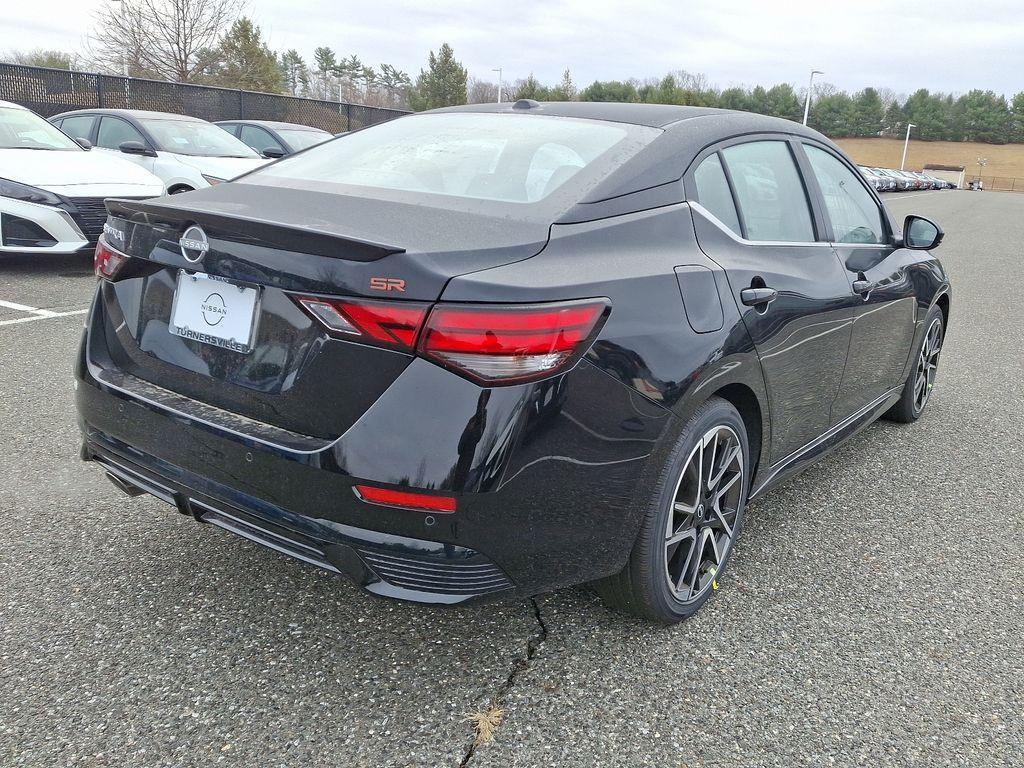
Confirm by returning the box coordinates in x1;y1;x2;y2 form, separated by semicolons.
468;78;499;104
88;0;241;82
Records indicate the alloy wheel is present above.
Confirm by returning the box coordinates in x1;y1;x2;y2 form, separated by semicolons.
664;425;745;602
914;318;943;413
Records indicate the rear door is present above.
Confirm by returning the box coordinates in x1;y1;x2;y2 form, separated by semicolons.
688;137;855;464
799;141;918;418
56;114;96;144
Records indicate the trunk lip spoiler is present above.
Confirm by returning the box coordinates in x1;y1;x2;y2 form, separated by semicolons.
105;197;406;261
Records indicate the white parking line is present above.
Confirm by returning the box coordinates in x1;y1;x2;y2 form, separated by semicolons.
0;309;88;327
889;191;943;200
0;299;88;327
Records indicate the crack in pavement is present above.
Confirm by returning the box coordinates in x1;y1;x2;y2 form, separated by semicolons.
458;598;549;767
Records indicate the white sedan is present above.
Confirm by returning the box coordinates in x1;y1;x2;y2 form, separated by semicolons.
50;109;270;194
0;100;164;255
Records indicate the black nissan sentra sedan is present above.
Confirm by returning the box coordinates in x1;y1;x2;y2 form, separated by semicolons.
78;101;950;623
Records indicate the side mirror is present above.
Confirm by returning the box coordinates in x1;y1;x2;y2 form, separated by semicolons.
903;215;944;250
118;140;156;157
262;147;285;159
74;137;92;150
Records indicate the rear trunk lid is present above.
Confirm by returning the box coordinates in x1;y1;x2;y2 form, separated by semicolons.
97;183;549;439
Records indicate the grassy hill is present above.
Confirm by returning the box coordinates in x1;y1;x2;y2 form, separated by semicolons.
835;137;1024;182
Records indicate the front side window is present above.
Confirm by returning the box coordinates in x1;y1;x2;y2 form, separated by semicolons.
240;125;282;154
276;129;331;151
97;117;146;149
805;146;885;244
720;141;815;242
248;113;659;205
693;153;742;235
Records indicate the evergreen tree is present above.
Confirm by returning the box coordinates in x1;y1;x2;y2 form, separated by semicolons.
1010;92;1024;143
279;50;309;96
579;80;639;103
952;90;1012;143
850;88;885;136
764;83;802;122
408;43;467;110
550;69;577;101
810;92;856;136
903;89;951;140
313;46;337;99
717;87;750;112
205;18;283;93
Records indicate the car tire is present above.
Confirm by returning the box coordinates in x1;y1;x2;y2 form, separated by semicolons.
168;185;194;195
593;396;751;623
884;304;944;424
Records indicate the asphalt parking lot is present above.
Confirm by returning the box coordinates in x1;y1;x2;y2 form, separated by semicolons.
2;190;1022;767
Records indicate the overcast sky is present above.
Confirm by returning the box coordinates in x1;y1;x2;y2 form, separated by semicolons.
6;0;1022;96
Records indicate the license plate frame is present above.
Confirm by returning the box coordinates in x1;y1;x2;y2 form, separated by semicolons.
169;270;261;354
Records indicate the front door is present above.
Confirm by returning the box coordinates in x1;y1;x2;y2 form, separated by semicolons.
95;116;156;173
689;139;855;464
799;142;918;419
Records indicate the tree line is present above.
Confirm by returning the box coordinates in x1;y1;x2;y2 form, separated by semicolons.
7;0;1024;143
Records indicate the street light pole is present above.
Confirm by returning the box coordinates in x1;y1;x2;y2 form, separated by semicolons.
489;68;501;103
111;0;129;77
802;69;823;126
900;123;916;170
492;68;503;103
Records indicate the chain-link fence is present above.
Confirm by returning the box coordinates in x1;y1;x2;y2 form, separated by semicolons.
0;62;410;132
970;176;1023;192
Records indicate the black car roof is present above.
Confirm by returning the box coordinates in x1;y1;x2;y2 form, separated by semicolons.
430;102;838;214
216;119;329;132
432;101;724;128
432;101;829;137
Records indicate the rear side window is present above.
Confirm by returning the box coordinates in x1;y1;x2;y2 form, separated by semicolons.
805;146;885;244
721;141;815;242
97;117;145;149
693;153;742;235
60;115;96;141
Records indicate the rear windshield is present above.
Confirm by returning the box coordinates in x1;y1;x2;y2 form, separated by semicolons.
248;113;658;205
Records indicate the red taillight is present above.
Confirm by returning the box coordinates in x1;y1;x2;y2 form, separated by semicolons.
94;238;129;280
294;294;609;384
295;297;428;351
354;485;457;513
418;300;609;384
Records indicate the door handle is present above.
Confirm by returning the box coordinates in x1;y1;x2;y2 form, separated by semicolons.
852;279;875;295
740;287;778;307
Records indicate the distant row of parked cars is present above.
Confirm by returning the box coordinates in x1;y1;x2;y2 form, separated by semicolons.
0;99;334;255
859;166;956;192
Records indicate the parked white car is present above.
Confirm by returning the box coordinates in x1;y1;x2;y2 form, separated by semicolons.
0;100;164;255
49;109;269;194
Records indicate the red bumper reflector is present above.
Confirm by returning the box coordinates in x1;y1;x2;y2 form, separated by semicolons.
354;485;457;513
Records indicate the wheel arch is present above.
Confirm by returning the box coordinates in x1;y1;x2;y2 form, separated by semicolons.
710;382;764;477
935;290;950;329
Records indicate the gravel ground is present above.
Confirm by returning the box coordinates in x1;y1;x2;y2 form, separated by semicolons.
1;190;1021;767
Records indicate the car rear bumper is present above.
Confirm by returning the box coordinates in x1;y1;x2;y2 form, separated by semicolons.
86;438;514;603
76;291;675;602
